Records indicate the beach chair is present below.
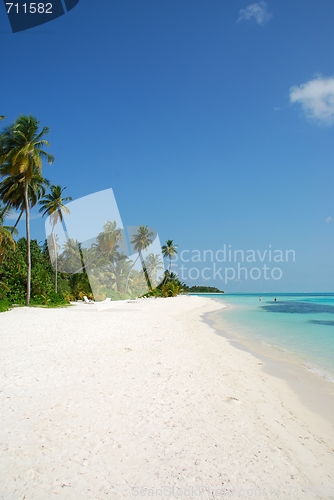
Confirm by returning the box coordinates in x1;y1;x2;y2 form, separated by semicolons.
83;295;94;304
103;297;111;303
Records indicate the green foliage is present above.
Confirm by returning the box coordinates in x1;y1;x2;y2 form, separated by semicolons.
69;272;93;300
184;285;224;293
0;299;9;312
143;269;186;298
0;238;67;305
0;202;16;263
0;239;27;303
161;239;178;271
30;291;68;306
0;133;186;306
160;281;182;297
1;116;188;304
0;115;54;305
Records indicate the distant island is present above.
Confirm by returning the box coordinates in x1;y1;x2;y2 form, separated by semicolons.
185;285;224;293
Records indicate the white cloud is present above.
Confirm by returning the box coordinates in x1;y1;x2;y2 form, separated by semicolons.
237;2;272;25
30;213;43;220
289;76;334;125
325;216;332;223
5;212;42;222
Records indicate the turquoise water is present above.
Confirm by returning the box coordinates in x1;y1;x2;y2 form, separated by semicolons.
197;293;334;383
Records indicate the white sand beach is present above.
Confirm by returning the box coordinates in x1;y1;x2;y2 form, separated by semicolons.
0;296;333;499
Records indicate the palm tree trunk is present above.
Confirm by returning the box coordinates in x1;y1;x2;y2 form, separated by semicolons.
78;243;86;275
24;179;31;305
61;217;70;242
169;255;172;272
52;228;57;293
124;253;140;294
55;250;57;293
139;251;152;291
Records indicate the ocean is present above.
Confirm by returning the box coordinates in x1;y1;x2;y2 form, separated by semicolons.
196;293;334;384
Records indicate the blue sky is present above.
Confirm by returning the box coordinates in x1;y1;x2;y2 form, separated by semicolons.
1;0;334;292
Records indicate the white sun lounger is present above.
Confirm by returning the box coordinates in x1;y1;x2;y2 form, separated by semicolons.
83;295;94;304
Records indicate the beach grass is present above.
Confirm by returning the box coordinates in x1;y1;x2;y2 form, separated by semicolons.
0;299;71;312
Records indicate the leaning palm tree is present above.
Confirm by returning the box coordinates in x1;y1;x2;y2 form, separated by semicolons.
144;253;164;288
0;115;54;304
0;169;49;232
125;225;154;294
162;239;178;272
39;185;72;292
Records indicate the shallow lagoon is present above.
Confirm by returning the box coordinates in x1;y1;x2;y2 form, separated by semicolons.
199;293;334;383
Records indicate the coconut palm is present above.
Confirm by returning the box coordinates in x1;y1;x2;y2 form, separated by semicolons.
88;221;125;297
0;115;54;304
63;221;123;276
125;225;154;293
92;221;123;262
58;238;82;272
112;252;132;293
162;239;178;272
144;253;164;288
39;185;72;292
0;169;49;232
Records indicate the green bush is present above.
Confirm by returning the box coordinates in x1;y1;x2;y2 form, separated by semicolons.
0;299;9;312
0;238;71;305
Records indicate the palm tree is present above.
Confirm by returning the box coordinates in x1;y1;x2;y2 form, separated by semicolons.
162;239;178;272
125;225;154;293
92;221;123;261
0;203;16;264
0;115;54;304
39;185;72;292
0;169;49;232
58;238;82;273
62;221;123;276
144;253;164;288
88;221;124;298
111;252;132;294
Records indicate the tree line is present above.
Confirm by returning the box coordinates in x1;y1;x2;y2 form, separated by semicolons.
0;115;186;308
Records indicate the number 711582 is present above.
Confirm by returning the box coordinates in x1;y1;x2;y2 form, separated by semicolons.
6;3;53;14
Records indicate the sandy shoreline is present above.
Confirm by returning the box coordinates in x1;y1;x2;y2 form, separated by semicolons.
206;304;334;442
0;296;333;499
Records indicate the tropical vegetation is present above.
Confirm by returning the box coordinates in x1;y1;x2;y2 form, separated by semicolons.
162;239;178;271
0;115;188;308
184;285;224;293
0;115;54;304
39;184;72;293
